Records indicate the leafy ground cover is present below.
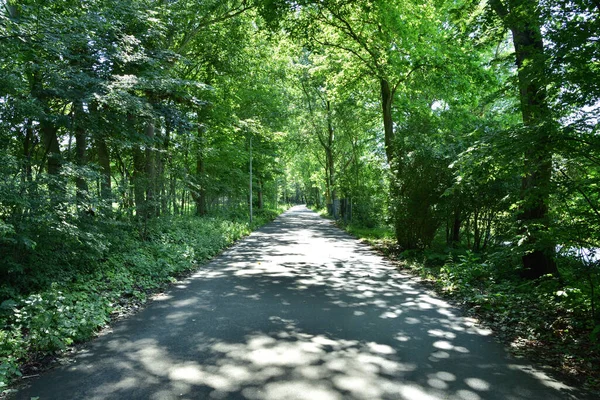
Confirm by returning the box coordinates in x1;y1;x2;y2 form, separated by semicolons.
341;223;600;395
0;207;286;392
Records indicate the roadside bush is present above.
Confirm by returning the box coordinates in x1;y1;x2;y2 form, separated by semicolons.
390;147;452;250
0;207;285;389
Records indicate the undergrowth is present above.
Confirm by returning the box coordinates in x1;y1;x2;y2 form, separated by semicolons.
343;223;600;393
0;206;285;390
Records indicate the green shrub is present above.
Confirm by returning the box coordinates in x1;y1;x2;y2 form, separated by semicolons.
0;207;286;389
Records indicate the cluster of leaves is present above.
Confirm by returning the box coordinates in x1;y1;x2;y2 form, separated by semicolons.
0;206;284;389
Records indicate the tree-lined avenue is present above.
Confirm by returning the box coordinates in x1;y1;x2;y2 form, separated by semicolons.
15;206;590;400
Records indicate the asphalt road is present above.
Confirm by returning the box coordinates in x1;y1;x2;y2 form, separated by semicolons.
15;206;590;399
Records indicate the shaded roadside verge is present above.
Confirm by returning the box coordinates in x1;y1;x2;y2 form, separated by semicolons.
0;207;287;395
11;205;596;400
336;218;600;396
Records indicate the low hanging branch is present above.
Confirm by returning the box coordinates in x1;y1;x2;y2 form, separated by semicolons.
177;1;255;52
558;168;600;220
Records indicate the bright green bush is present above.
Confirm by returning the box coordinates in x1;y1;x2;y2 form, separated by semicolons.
0;207;285;389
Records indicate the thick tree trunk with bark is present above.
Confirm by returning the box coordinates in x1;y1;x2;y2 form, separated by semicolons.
41;122;61;177
490;0;558;278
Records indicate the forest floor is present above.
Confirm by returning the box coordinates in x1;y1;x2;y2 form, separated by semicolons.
9;206;593;400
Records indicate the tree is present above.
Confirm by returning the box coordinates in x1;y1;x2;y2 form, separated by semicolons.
488;0;559;277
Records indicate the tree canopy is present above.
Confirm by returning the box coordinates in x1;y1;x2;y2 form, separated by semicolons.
1;0;599;390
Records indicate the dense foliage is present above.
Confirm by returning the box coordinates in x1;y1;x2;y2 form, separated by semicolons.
1;0;599;391
0;207;283;387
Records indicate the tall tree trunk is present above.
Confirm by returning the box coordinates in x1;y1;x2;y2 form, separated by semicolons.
159;126;168;215
452;208;461;245
325;100;338;219
41;121;61;176
145;121;157;217
325;162;332;214
194;122;207;216
130;114;146;220
380;78;395;164
74;101;88;205
257;180;263;209
31;64;63;202
327;147;337;218
490;0;558;278
23;120;34;183
474;208;481;251
90;102;112;203
181;189;186;216
40;119;64;206
96;137;112;202
133;145;146;219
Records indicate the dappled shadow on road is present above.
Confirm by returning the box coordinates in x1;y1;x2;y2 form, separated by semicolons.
16;206;588;400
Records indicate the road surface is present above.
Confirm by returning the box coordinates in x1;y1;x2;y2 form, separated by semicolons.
15;206;589;399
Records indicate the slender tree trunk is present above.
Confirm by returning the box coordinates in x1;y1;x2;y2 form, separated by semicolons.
171;179;178;215
325;162;332;214
325;100;338;219
327;148;337;219
158;129;167;215
23;120;33;183
133;145;146;219
474;208;481;251
168;144;177;215
131;114;146;220
452;208;461;245
90;101;112;204
96;137;112;202
258;179;263;209
166;124;177;216
465;216;472;249
145;121;157;217
380;78;395;163
194;122;207;216
180;189;185;216
74;102;88;205
490;0;558;277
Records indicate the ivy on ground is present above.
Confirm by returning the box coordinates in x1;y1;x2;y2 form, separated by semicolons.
0;207;284;390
